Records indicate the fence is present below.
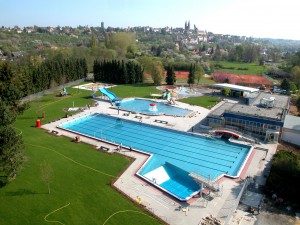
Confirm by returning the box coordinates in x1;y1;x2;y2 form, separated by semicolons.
21;78;85;102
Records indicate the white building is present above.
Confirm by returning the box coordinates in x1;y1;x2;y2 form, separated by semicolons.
281;115;300;146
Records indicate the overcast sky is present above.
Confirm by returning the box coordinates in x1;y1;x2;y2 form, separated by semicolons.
1;0;300;40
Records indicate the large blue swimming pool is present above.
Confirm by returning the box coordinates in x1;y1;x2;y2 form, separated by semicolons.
118;98;192;116
59;113;252;201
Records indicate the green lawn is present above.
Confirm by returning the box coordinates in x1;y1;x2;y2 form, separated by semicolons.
0;86;162;225
212;61;268;75
178;95;221;109
95;83;162;99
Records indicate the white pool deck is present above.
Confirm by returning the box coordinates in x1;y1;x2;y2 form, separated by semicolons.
42;97;278;225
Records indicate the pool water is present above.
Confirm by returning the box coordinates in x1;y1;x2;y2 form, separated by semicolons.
118;98;192;116
59;113;252;200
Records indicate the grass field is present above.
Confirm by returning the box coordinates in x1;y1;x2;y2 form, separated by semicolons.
212;61;268;75
176;76;216;85
178;96;221;109
0;86;162;225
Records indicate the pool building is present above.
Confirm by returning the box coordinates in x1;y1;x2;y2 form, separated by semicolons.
207;89;290;143
58;113;252;201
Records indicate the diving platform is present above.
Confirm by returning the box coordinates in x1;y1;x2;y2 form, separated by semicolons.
189;173;220;192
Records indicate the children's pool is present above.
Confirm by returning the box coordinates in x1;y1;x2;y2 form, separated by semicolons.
118;98;192;116
58;113;252;201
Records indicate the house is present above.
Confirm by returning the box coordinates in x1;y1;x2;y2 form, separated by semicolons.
189;38;198;44
69;34;78;38
12;51;27;58
152;28;161;33
36;46;45;51
51;45;58;50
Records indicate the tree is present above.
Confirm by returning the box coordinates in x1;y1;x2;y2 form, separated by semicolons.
224;87;231;96
138;56;163;85
165;65;176;85
268;48;281;63
150;61;164;85
40;161;53;194
243;45;260;63
126;60;136;84
106;32;136;58
195;64;204;85
281;78;291;91
126;44;137;59
0;62;26;181
290;66;300;87
289;82;297;93
213;45;222;61
291;51;300;67
187;63;195;87
296;96;300;112
0;124;24;180
91;35;97;49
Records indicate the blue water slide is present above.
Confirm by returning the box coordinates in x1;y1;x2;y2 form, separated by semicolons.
98;88;117;101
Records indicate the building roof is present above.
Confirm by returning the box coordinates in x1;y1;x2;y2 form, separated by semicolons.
228;92;289;121
208;101;235;117
208;92;290;122
284;115;300;131
214;83;259;93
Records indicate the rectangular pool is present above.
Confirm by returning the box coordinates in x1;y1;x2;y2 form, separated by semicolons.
58;113;252;201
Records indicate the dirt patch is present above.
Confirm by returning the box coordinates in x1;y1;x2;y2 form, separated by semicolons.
214;72;272;88
144;71;190;79
256;211;297;225
277;142;300;156
289;103;299;116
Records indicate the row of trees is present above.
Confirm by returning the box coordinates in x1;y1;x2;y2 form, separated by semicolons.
93;60;144;84
0;62;26;184
26;58;88;94
213;44;261;63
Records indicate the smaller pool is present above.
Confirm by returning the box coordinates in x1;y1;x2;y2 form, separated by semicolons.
118;98;192;116
139;162;201;201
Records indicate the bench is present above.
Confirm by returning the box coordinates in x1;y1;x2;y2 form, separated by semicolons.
154;119;168;124
99;146;110;151
150;94;162;98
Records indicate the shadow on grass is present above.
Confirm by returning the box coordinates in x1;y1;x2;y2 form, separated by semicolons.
0;177;7;188
4;189;47;196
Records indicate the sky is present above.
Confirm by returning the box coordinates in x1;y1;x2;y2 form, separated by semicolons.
1;0;300;40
